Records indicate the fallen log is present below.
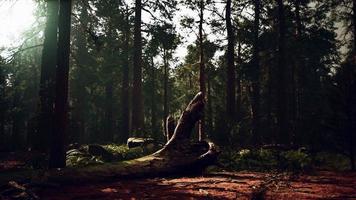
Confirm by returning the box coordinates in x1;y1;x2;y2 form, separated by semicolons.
44;92;219;184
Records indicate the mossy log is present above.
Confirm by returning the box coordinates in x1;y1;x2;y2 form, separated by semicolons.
45;92;218;184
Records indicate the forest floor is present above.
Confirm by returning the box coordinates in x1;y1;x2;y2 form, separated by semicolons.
1;153;356;200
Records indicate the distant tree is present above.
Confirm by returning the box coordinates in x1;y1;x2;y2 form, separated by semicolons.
0;58;5;143
71;0;90;144
276;0;289;144
225;0;236;133
49;0;72;168
251;0;261;144
132;0;144;136
121;6;131;143
181;0;211;141
150;23;179;138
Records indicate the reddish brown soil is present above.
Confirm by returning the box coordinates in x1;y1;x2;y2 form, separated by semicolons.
38;171;356;200
1;153;355;199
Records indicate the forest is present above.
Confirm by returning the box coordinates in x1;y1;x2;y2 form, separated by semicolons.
0;0;355;199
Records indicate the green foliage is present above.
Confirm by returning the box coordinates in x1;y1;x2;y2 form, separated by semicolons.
219;148;312;172
66;143;158;167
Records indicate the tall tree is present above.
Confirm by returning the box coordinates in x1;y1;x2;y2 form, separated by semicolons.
225;0;236;129
198;0;206;141
121;8;131;143
251;0;261;144
71;1;90;143
132;0;144;136
37;0;59;152
49;0;72;168
150;23;179;138
0;58;5;142
354;0;356;50
276;0;289;144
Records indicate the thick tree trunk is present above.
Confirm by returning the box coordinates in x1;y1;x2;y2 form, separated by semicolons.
251;0;261;144
354;0;356;51
276;0;289;144
50;0;72;169
348;0;356;170
37;0;59;152
45;92;218;183
293;0;302;144
132;0;144;136
225;0;236;121
198;0;206;141
121;9;130;143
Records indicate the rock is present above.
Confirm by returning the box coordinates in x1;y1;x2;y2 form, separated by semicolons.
127;137;155;148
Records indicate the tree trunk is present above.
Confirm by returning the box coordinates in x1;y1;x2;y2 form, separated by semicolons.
225;0;236;122
207;74;213;133
163;49;169;138
72;2;89;144
251;0;261;144
293;0;302;145
50;0;72;169
12;85;23;150
0;61;5;143
132;0;144;136
104;81;114;142
276;0;289;144
354;0;356;51
348;0;356;170
46;92;218;183
150;56;158;137
37;0;59;152
198;0;206;141
236;41;242;121
121;9;130;143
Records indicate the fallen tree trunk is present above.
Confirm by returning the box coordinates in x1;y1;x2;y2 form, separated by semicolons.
44;92;218;184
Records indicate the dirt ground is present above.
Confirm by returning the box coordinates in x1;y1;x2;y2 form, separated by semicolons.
36;171;356;200
1;153;356;200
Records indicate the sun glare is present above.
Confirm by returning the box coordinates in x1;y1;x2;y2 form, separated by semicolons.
0;0;36;49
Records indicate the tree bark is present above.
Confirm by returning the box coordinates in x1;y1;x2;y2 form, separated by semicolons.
45;92;218;183
163;49;169;138
348;0;356;170
198;0;206;141
132;0;144;136
251;0;261;144
121;9;130;143
236;41;242;121
225;0;236;121
0;60;5;143
293;0;302;144
354;0;356;51
50;0;72;168
37;0;59;152
276;0;289;144
150;56;158;137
